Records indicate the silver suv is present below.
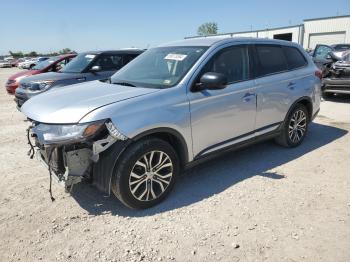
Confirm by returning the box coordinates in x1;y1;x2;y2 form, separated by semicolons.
21;37;321;209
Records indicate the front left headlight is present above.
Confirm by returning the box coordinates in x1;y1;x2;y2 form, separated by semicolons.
29;80;54;92
32;120;105;144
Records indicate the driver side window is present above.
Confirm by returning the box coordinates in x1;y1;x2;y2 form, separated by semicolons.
199;45;249;84
92;54;123;71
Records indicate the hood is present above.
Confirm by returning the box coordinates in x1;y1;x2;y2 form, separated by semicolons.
21;80;160;124
20;72;84;84
9;70;40;80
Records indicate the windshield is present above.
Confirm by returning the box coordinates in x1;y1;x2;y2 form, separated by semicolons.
60;53;96;73
32;56;60;70
111;46;208;88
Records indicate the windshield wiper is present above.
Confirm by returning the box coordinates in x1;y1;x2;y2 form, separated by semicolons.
112;82;136;87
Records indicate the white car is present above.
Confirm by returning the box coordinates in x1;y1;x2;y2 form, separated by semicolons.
0;60;12;68
18;58;38;69
4;56;14;61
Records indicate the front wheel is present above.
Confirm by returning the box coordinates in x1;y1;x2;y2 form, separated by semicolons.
275;104;309;147
111;138;179;209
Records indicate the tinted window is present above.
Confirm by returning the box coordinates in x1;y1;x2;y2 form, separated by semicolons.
123;54;139;65
61;53;96;73
283;46;307;69
92;54;123;71
256;45;288;76
200;45;249;83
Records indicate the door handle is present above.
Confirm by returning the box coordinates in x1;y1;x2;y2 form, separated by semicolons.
76;77;86;81
287;82;296;90
242;92;255;102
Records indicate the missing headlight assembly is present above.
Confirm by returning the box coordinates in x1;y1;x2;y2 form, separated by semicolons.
27;120;128;200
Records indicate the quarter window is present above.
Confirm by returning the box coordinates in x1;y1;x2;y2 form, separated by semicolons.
200;45;249;83
256;45;288;76
283;46;307;69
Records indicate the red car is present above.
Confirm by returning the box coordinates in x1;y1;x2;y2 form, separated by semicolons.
6;54;76;94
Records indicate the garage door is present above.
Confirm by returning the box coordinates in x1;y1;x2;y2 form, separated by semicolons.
308;32;345;49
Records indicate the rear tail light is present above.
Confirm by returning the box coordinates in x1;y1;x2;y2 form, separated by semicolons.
315;70;322;80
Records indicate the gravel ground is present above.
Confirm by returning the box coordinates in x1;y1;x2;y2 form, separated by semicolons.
0;67;349;262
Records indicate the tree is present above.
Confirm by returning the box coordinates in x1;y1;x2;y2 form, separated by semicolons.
59;48;73;54
197;22;218;36
28;51;38;57
9;51;24;58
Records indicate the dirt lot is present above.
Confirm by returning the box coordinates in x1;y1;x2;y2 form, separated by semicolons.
0;67;349;262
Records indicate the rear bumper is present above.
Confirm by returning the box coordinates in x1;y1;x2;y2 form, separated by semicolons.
323;78;350;94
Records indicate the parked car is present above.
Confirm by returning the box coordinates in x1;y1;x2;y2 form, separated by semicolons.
0;60;12;68
4;56;14;61
6;54;76;94
321;50;350;97
21;38;321;209
10;58;24;67
18;57;49;69
17;58;36;69
15;50;142;107
312;44;350;69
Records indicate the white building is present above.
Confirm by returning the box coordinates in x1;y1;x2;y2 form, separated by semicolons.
187;15;350;50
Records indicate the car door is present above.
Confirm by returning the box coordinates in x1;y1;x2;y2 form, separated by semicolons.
188;44;257;157
253;44;296;131
313;44;334;69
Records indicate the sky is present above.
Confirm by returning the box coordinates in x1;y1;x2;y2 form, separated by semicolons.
1;0;350;55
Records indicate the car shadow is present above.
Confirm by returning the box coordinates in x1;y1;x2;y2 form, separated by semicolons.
323;93;350;103
71;122;348;217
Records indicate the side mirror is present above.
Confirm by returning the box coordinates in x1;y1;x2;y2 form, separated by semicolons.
193;72;228;91
90;65;101;72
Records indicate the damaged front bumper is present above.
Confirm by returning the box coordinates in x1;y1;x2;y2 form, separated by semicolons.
27;120;128;193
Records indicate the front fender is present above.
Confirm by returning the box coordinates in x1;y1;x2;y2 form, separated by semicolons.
79;86;193;161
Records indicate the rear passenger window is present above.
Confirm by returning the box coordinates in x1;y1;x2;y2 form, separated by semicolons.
200;45;249;83
256;45;288;76
283;46;307;69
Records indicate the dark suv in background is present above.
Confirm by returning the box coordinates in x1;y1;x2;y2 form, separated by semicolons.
15;49;143;108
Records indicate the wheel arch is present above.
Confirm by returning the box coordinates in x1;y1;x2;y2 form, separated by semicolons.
285;96;313;123
131;127;189;168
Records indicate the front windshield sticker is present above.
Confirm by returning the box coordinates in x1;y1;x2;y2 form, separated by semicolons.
85;54;96;59
164;54;187;61
163;79;171;84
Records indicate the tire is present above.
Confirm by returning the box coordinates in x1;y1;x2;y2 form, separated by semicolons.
275;104;309;148
29;64;35;69
110;138;179;209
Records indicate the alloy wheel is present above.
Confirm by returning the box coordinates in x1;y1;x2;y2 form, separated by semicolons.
129;151;173;202
288;110;307;143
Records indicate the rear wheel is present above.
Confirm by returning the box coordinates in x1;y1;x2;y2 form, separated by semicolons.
111;138;179;209
275;104;309;147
